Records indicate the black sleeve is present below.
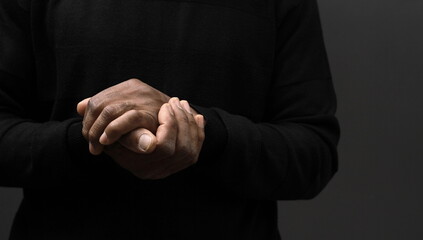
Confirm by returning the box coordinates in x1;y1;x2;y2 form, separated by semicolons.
0;0;92;188
193;0;340;200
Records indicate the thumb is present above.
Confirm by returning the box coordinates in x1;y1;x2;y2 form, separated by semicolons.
119;128;157;154
76;98;91;116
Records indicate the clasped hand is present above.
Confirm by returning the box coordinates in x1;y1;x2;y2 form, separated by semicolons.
76;79;205;179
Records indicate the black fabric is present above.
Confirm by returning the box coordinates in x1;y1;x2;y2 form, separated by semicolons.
0;0;340;239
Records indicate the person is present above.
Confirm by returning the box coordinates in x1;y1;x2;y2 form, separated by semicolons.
0;0;340;239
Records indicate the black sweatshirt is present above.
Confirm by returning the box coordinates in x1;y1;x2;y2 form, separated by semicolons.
0;0;340;239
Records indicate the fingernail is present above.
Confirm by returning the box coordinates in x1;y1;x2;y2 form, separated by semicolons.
181;100;192;113
175;98;184;110
99;132;108;144
138;134;152;152
166;103;175;116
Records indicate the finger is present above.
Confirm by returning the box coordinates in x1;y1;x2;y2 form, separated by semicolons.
182;100;205;152
81;85;130;139
106;102;177;163
180;100;193;114
152;100;205;179
162;100;201;175
153;101;178;159
194;114;206;146
89;141;104;156
99;110;157;146
181;100;201;155
151;99;194;179
82;98;128;140
154;116;205;179
180;100;199;136
76;98;91;116
81;98;102;141
118;128;157;154
86;102;135;155
194;114;205;129
171;99;197;160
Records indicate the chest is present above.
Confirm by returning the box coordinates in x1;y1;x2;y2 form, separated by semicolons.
29;0;277;120
45;0;275;65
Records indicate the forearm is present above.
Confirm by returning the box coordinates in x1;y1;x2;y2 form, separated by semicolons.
0;112;117;188
0;115;77;187
193;105;339;201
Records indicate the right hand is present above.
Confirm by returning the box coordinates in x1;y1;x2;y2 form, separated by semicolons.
103;98;205;179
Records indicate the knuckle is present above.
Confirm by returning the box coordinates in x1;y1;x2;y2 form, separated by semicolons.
120;101;134;111
125;79;141;90
158;143;175;157
127;109;141;122
87;99;96;109
102;105;117;119
128;78;140;84
87;98;102;113
177;145;191;158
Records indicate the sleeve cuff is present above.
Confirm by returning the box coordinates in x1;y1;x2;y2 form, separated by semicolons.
67;120;92;161
189;105;228;165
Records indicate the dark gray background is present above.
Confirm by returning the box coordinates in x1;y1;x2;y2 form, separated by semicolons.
1;0;422;239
